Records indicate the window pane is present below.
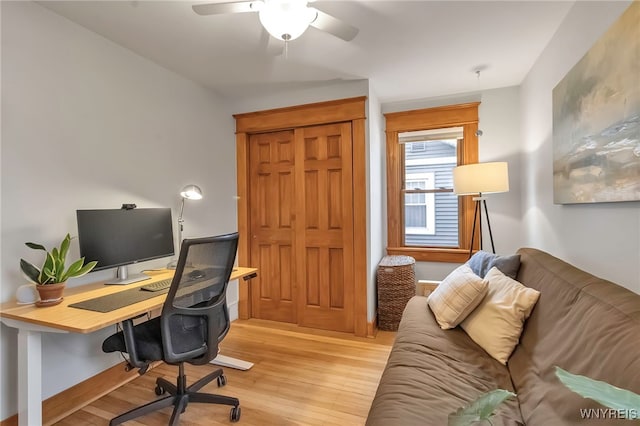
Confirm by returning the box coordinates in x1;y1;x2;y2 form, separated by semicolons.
405;205;426;227
406;180;426;190
406;180;426;204
403;137;459;247
406;193;425;204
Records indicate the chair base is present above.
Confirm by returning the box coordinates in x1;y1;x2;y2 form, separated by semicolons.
110;363;240;426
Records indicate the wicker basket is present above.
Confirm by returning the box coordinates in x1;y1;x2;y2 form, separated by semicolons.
377;255;416;331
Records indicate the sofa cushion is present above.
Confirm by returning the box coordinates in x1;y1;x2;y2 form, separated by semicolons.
427;264;488;329
460;267;540;364
366;296;524;426
509;248;640;425
467;250;521;279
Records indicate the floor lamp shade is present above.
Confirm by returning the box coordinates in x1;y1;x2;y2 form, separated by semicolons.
453;162;509;195
453;162;509;256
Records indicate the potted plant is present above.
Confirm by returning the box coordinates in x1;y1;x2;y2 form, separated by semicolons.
20;233;97;306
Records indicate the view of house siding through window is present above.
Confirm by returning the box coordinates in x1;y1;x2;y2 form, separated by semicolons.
401;128;462;247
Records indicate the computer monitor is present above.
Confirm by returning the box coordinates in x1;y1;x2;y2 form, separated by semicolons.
76;208;175;285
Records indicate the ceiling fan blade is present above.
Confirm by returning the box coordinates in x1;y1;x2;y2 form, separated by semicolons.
309;8;358;41
192;1;259;16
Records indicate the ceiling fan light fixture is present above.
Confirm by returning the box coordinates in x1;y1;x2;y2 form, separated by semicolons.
258;0;315;41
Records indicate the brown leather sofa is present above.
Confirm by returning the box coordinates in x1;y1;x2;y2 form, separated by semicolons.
366;248;640;425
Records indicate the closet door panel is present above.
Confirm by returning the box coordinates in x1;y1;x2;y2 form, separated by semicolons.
249;130;296;323
296;122;354;333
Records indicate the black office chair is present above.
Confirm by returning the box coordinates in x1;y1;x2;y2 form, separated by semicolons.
102;233;241;425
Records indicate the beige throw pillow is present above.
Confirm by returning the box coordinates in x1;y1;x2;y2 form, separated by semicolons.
461;267;540;364
427;264;488;329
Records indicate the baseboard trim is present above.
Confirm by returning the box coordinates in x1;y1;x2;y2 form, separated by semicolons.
1;360;156;426
367;314;377;338
0;413;16;426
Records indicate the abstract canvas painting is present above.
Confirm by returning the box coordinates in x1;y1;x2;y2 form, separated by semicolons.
552;3;639;204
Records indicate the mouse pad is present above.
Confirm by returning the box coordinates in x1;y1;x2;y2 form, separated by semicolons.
69;287;169;313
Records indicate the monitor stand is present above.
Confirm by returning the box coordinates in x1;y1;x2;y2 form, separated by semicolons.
105;265;151;285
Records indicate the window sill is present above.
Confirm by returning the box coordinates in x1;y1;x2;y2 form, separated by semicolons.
386;247;471;263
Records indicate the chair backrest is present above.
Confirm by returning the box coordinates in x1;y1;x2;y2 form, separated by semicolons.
160;233;239;365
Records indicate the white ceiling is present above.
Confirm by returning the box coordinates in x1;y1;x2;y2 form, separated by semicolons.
39;1;574;103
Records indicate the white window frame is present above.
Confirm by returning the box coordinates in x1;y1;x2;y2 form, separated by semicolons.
405;172;435;235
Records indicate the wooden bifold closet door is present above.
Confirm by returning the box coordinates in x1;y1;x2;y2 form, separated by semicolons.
249;122;354;333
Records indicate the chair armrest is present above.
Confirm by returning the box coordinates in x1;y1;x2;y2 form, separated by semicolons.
121;318;148;370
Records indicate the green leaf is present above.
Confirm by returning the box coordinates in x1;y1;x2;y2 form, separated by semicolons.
25;242;46;251
449;390;516;426
51;247;64;281
59;234;71;264
555;367;640;412
74;260;97;278
20;259;42;284
60;259;97;282
43;252;56;275
42;265;56;284
60;258;83;282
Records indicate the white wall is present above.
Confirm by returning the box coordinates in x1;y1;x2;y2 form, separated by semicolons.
382;87;524;281
366;85;385;321
0;1;237;420
228;79;369;115
520;0;639;293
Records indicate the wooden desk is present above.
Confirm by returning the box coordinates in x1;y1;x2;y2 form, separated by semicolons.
0;267;257;426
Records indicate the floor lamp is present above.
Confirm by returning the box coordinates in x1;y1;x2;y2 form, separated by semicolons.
453;162;509;258
167;184;203;269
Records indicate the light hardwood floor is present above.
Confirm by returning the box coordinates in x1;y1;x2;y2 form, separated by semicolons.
54;319;395;426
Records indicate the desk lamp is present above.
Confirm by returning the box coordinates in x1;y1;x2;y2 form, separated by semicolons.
453;162;509;257
167;184;203;269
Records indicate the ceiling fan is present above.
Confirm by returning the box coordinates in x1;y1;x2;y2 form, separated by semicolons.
192;0;359;42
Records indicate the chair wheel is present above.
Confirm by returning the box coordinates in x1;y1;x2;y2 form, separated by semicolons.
230;406;241;422
217;374;227;387
154;385;165;396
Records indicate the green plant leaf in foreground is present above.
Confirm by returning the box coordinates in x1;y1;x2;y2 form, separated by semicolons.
448;389;516;426
555;367;640;412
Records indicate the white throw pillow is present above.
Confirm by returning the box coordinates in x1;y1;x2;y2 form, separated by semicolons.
427;264;488;329
461;267;540;364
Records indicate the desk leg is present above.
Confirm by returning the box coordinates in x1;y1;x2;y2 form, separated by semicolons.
17;328;42;426
210;354;254;371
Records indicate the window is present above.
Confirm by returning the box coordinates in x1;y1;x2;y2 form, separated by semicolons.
385;103;480;263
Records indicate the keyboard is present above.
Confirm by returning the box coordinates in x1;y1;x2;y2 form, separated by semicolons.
140;278;173;292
